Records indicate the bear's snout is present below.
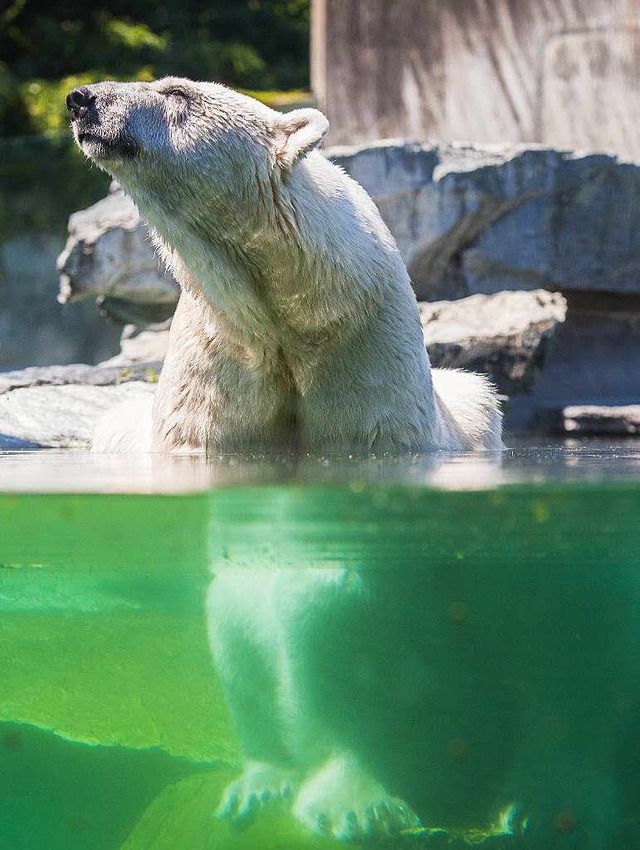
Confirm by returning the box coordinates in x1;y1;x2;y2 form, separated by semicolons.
66;87;96;121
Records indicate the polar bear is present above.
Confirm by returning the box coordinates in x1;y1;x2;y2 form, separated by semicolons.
67;77;502;455
68;78;511;843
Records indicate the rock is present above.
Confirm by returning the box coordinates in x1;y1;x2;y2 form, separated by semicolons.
56;184;179;317
0;361;162;393
329;141;640;428
0;360;159;448
507;292;640;430
0;382;155;449
100;321;172;367
550;405;640;436
329;141;640;301
421;290;567;395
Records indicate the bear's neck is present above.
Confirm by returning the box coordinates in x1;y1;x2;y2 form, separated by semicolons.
122;167;386;362
146;212;373;371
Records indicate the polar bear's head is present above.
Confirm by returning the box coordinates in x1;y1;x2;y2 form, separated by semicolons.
67;77;329;217
66;77;397;339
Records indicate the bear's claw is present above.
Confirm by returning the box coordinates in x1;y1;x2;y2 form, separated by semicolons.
216;761;298;829
293;752;421;841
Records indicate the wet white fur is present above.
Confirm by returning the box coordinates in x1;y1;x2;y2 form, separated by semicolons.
77;77;502;454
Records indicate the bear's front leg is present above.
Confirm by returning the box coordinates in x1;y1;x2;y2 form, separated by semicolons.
207;572;299;827
272;569;422;841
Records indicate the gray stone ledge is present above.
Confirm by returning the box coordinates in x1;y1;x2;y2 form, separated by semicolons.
0;382;155;449
422;289;567;394
0;362;162;394
562;405;640;436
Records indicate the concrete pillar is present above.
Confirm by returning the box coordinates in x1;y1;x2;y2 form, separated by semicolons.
311;0;640;159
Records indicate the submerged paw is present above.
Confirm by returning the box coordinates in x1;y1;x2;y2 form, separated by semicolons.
293;753;421;841
216;761;297;829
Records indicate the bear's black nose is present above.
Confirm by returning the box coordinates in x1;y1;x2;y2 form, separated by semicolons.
66;87;96;118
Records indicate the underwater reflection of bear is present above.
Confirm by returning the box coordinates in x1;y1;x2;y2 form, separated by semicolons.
207;554;623;847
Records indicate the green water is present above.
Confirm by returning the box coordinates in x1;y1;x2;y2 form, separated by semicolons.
1;446;639;849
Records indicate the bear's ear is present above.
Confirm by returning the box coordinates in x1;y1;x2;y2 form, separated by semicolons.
274;108;329;171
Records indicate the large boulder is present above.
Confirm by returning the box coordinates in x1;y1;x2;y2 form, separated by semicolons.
422;290;567;395
330;142;640;425
56;184;178;324
329;141;640;301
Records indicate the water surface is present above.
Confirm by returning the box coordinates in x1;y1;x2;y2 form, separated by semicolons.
0;442;638;849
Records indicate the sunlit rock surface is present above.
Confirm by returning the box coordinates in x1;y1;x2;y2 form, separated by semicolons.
330;142;640;425
0;364;158;449
56;183;178;325
421;290;567;395
99;321;172;368
330;141;640;301
542;405;640;437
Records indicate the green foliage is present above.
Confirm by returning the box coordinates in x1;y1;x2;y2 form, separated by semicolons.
241;88;313;109
18;68;155;136
0;0;311;137
0;133;109;239
102;14;168;52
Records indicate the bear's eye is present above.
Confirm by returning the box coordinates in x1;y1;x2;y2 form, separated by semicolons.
164;88;189;101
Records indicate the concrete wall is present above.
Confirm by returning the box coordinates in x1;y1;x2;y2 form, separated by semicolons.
312;0;640;157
